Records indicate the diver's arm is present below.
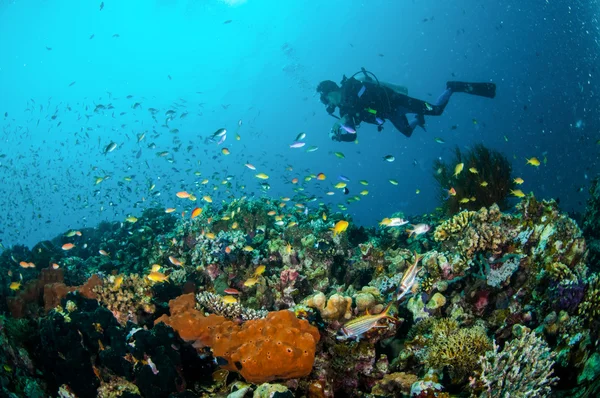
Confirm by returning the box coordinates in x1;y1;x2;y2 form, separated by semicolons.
330;115;357;142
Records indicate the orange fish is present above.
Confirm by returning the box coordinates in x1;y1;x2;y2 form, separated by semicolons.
316;173;326;180
176;191;191;199
169;256;183;266
52;263;60;269
291;178;298;184
62;243;75;251
191;207;202;219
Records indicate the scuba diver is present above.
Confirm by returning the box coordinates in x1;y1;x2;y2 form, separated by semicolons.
317;68;496;141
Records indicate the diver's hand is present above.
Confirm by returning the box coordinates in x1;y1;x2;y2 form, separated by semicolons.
329;123;342;141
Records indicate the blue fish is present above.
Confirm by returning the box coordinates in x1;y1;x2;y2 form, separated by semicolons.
338;175;350;182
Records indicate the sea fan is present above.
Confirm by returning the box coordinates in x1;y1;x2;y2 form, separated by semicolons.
433;144;513;215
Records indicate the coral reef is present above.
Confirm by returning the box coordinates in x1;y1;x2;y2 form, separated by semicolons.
93;274;155;325
1;194;598;397
196;291;267;320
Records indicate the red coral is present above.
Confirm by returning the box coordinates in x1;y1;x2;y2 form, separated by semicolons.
6;269;101;318
155;293;320;383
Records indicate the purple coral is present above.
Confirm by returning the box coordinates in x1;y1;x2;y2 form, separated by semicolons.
547;279;585;313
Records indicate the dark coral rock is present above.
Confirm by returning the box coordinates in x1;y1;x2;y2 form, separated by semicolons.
548;279;586;314
583;177;600;272
130;323;215;398
38;293;124;396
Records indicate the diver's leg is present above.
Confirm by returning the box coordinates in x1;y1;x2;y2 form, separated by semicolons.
388;112;415;137
447;81;496;98
393;94;447;116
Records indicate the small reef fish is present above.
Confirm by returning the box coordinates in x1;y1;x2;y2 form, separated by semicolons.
255;173;269;180
224;288;240;295
331;220;349;236
191;207;202;219
176;191;191;199
125;216;138;223
151;264;162;272
526;157;541;167
469;167;478;174
289;141;305;148
511;189;526;198
62;243;75;251
480;181;488;187
453;163;464;177
203;195;213;203
147;271;169;283
380;217;409;227
99;249;110;257
19;261;35;268
406;224;430;237
513;177;524;185
9;281;21;291
337;302;396;340
168;256;183;266
334;182;347;189
221;295;238;304
396;252;424;301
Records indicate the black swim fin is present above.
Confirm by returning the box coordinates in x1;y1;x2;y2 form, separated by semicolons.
447;81;496;98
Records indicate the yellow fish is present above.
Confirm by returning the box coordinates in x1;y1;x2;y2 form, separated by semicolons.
480;181;488;187
453;163;464;177
511;189;526;198
526;157;540;167
147;271;169;283
359;180;369;186
331;220;349;236
221;295;238;304
205;232;216;240
151;264;162;272
469;167;478;174
513;178;524;185
360;190;369;195
334;182;347;189
203;195;213;203
255;173;269;180
254;265;266;276
9;281;21;291
243;277;258;287
459;198;470;204
243;245;254;252
322;212;327;221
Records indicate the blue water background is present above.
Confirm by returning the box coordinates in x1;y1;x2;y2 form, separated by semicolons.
0;0;598;248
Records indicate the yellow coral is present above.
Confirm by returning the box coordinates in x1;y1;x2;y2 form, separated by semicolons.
305;292;352;321
424;321;492;383
434;210;472;241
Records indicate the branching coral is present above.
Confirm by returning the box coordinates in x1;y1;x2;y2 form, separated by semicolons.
477;328;558;397
423;319;492;383
196;291;267;321
578;273;600;327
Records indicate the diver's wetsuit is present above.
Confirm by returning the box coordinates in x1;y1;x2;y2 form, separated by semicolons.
332;77;495;140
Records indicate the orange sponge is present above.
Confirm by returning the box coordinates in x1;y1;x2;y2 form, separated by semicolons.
155;294;320;383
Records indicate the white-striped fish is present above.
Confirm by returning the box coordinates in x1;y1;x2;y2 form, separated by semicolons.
337;302;396;340
396;251;424;301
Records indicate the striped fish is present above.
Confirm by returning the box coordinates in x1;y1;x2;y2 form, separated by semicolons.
337;302;396;340
396;251;424;301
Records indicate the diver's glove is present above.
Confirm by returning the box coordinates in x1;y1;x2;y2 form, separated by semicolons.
329;123;342;141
